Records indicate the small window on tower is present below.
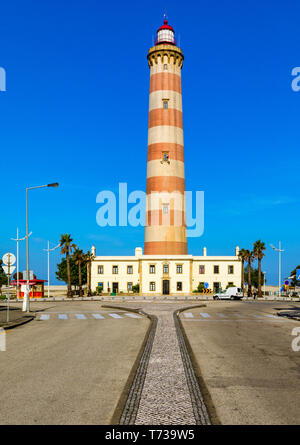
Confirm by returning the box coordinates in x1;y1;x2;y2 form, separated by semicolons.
164;64;168;70
163;205;169;214
162;152;169;162
163;100;168;109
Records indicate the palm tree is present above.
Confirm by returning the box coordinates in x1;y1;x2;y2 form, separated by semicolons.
84;251;95;296
60;234;76;298
238;248;248;297
253;240;266;298
73;249;84;297
244;249;254;298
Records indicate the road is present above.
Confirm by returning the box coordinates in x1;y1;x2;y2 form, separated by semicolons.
180;300;300;424
0;301;149;425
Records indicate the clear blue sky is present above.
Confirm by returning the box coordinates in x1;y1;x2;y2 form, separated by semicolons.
0;0;299;285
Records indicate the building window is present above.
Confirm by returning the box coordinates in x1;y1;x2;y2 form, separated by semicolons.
97;282;103;290
228;265;234;274
127;265;133;274
112;265;118;274
214;265;219;274
163;264;169;274
150;282;156;291
162;152;169;162
213;282;221;292
228;282;234;288
149;264;156;274
177;282;182;291
199;265;205;274
98;265;104;274
163;205;169;214
163;100;168;109
176;264;182;274
164;63;168;70
127;282;133;291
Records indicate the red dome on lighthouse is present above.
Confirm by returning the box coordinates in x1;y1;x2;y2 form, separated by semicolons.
155;18;176;45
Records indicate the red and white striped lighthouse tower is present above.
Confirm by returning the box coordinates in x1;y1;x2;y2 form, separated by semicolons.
144;18;187;255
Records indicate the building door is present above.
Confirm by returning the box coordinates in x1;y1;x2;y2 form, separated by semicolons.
112;282;119;293
163;280;170;295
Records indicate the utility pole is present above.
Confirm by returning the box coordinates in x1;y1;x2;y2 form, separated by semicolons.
270;242;284;297
11;228;32;300
43;241;60;298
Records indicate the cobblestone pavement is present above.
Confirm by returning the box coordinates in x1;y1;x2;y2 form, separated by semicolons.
114;303;209;425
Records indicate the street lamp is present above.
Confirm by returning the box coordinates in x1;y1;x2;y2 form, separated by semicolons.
11;228;32;300
43;241;60;298
270;242;284;298
263;271;266;297
23;183;59;312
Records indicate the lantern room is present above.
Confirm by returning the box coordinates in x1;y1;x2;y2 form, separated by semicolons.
155;19;176;46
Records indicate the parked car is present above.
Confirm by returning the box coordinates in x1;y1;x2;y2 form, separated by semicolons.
213;287;243;300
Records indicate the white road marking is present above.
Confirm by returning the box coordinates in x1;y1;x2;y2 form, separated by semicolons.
199;312;211;318
39;314;50;320
75;314;87;320
184;313;194;318
265;314;281;319
109;313;123;319
217;313;228;318
125;313;142;318
251;314;264;319
58;314;68;320
92;314;105;319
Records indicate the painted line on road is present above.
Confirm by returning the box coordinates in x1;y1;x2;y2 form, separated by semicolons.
125;313;142;319
184;313;194;318
199;312;211;318
75;314;87;320
39;314;50;320
216;313;228;318
92;313;105;319
58;314;68;320
109;313;123;319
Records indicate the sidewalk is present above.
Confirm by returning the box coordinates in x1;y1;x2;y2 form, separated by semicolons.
0;305;35;329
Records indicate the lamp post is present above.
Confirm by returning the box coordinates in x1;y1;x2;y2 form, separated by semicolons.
11;228;32;300
43;241;60;298
23;183;59;312
263;271;266;296
270;242;284;297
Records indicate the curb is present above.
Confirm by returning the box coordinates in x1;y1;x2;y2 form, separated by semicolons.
103;304;157;425
175;306;221;425
0;315;35;330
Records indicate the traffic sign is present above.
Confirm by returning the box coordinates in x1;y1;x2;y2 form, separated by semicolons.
2;265;16;276
296;269;300;281
284;280;289;286
204;282;209;289
2;252;16;266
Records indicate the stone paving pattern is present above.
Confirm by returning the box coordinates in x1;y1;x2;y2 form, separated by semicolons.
117;303;206;425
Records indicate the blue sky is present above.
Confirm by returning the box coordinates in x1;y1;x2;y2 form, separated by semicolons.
0;0;299;285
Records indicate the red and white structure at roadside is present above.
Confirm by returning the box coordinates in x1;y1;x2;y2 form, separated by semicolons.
145;19;187;255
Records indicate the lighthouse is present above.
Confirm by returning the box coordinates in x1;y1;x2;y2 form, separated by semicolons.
144;18;187;255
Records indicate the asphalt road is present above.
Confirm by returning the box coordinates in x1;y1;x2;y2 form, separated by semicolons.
0;302;149;425
180;300;300;425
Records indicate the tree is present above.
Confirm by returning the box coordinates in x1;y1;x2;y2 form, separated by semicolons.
73;249;85;297
290;265;300;288
244;249;254;298
244;266;265;289
253;240;266;298
197;282;205;293
56;257;87;288
132;284;140;293
84;251;95;296
0;260;7;296
238;248;248;296
59;234;76;298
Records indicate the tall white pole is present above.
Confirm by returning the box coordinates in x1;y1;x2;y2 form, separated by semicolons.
279;241;281;297
16;228;19;300
48;241;50;298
